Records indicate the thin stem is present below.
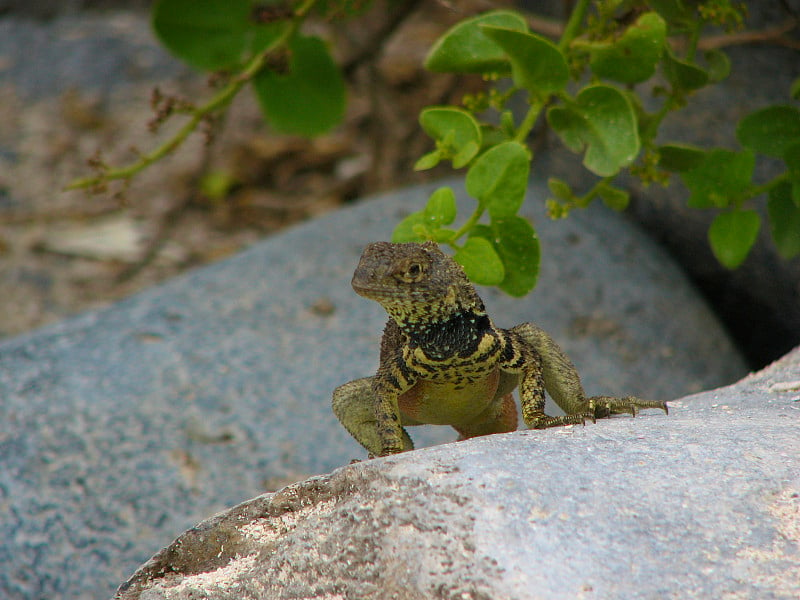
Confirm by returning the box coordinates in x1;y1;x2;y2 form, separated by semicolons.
578;176;613;207
449;205;486;247
514;95;546;143
746;172;789;201
514;0;589;145
65;0;316;192
66;76;245;190
558;0;591;51
685;24;702;60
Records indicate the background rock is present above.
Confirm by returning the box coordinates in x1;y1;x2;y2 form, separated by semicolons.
0;0;150;19
114;346;800;600
0;3;797;363
534;1;800;366
0;178;747;600
1;3;796;598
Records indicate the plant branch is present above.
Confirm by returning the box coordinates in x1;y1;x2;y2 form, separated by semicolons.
697;18;800;51
746;172;790;201
578;177;613;206
524;9;800;52
65;0;316;192
449;204;485;246
514;95;546;143
557;0;590;50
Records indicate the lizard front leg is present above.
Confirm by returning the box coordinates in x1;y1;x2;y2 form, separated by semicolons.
509;323;668;421
332;376;414;457
500;330;588;429
370;364;418;455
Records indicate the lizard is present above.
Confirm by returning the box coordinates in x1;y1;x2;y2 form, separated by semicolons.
332;241;668;457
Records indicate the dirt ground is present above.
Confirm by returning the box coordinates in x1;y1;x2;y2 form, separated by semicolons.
0;1;505;339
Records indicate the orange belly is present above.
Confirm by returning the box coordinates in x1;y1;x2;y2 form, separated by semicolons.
398;369;506;428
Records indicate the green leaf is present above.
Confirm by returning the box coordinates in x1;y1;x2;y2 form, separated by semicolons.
597;183;630;211
767;182;800;259
791;77;800;101
546;85;640;176
784;141;800;179
392;211;428;243
547;177;574;201
500;111;516;137
491;216;541;296
153;0;285;71
662;50;709;91
419;107;482;167
680;149;755;208
465;141;530;219
414;150;441;171
424;10;527;74
736;105;800;158
424;187;457;226
453;237;505;286
480;26;569;94
587;12;666;84
546;108;584;153
783;141;800;205
648;0;691;22
658;143;706;172
252;35;345;137
453;141;482;169
392;188;458;243
704;49;731;83
708;210;761;268
432;228;457;243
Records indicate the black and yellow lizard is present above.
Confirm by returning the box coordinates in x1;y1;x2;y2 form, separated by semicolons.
333;241;667;456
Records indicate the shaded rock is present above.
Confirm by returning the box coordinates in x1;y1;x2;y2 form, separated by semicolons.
535;6;800;367
0;178;748;600
113;347;800;600
0;13;182;100
0;1;150;20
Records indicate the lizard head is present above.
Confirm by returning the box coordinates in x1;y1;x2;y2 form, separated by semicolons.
351;241;485;325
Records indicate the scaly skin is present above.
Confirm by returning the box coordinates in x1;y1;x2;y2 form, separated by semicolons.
332;241;668;457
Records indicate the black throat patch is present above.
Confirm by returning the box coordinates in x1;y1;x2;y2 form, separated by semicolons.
399;310;494;361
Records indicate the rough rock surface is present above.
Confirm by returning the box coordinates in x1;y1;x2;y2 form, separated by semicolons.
115;347;800;600
0;178;747;600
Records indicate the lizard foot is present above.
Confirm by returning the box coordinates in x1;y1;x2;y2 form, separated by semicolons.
589;395;669;419
528;413;588;429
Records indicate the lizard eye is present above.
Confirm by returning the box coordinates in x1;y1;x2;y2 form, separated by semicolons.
398;262;425;282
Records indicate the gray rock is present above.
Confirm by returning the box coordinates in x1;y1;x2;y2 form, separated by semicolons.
0;13;183;101
0;1;150;20
0;178;747;600
113;346;800;600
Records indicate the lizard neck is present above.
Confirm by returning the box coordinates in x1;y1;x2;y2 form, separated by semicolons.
395;306;494;361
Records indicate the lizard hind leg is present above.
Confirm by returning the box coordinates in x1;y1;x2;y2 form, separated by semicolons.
332;377;414;457
453;393;519;440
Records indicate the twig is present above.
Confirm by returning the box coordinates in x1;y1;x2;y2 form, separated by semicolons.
697;18;799;51
525;11;799;51
64;0;317;192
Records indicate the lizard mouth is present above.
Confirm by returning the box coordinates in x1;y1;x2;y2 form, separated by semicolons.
351;280;400;301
